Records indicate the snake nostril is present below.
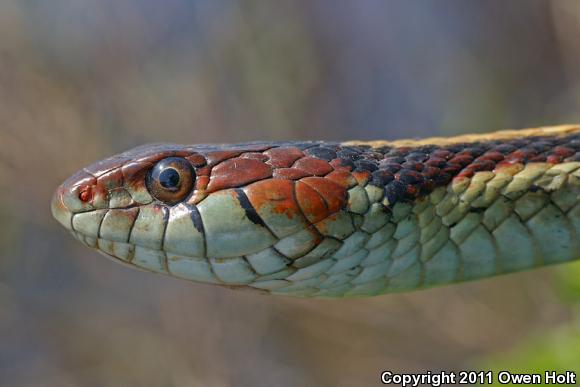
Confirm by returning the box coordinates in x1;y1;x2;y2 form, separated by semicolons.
78;187;93;202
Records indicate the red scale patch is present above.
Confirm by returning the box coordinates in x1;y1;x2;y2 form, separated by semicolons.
185;154;207;167
325;169;357;188
553;146;575;158
447;155;473;166
293;157;334;176
431;149;453;160
273;168;311;180
244;179;306;222
194;175;210;192
300;177;347;215
265;147;305;168
295;180;329;223
505;149;534;162
406;185;420;197
206;158;273;193
478;151;504;162
121;160;152;182
205;150;244;166
456;169;475;179
351;171;371;186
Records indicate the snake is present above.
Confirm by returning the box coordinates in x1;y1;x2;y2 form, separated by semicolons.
51;125;580;297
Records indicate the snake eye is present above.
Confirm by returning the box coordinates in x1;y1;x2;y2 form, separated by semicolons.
147;157;195;204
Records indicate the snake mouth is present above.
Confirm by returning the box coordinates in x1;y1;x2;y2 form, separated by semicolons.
52;197;244;286
51;182;299;286
66;232;224;284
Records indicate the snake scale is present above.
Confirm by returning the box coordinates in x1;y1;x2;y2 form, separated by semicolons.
52;125;580;297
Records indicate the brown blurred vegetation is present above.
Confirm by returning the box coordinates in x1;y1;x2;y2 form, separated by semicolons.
1;1;580;386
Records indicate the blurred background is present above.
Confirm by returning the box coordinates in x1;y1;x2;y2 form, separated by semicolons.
1;1;580;386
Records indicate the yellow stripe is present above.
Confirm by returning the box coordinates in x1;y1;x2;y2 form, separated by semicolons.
343;124;580;148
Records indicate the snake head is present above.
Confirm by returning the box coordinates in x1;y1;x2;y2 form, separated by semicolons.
51;142;362;290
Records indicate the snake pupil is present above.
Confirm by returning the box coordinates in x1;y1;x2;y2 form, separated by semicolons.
159;168;180;189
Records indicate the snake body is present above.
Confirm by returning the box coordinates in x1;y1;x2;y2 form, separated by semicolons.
52;125;580;297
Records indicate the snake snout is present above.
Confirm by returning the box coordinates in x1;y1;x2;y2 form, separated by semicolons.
51;170;100;229
51;171;105;250
51;185;73;231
